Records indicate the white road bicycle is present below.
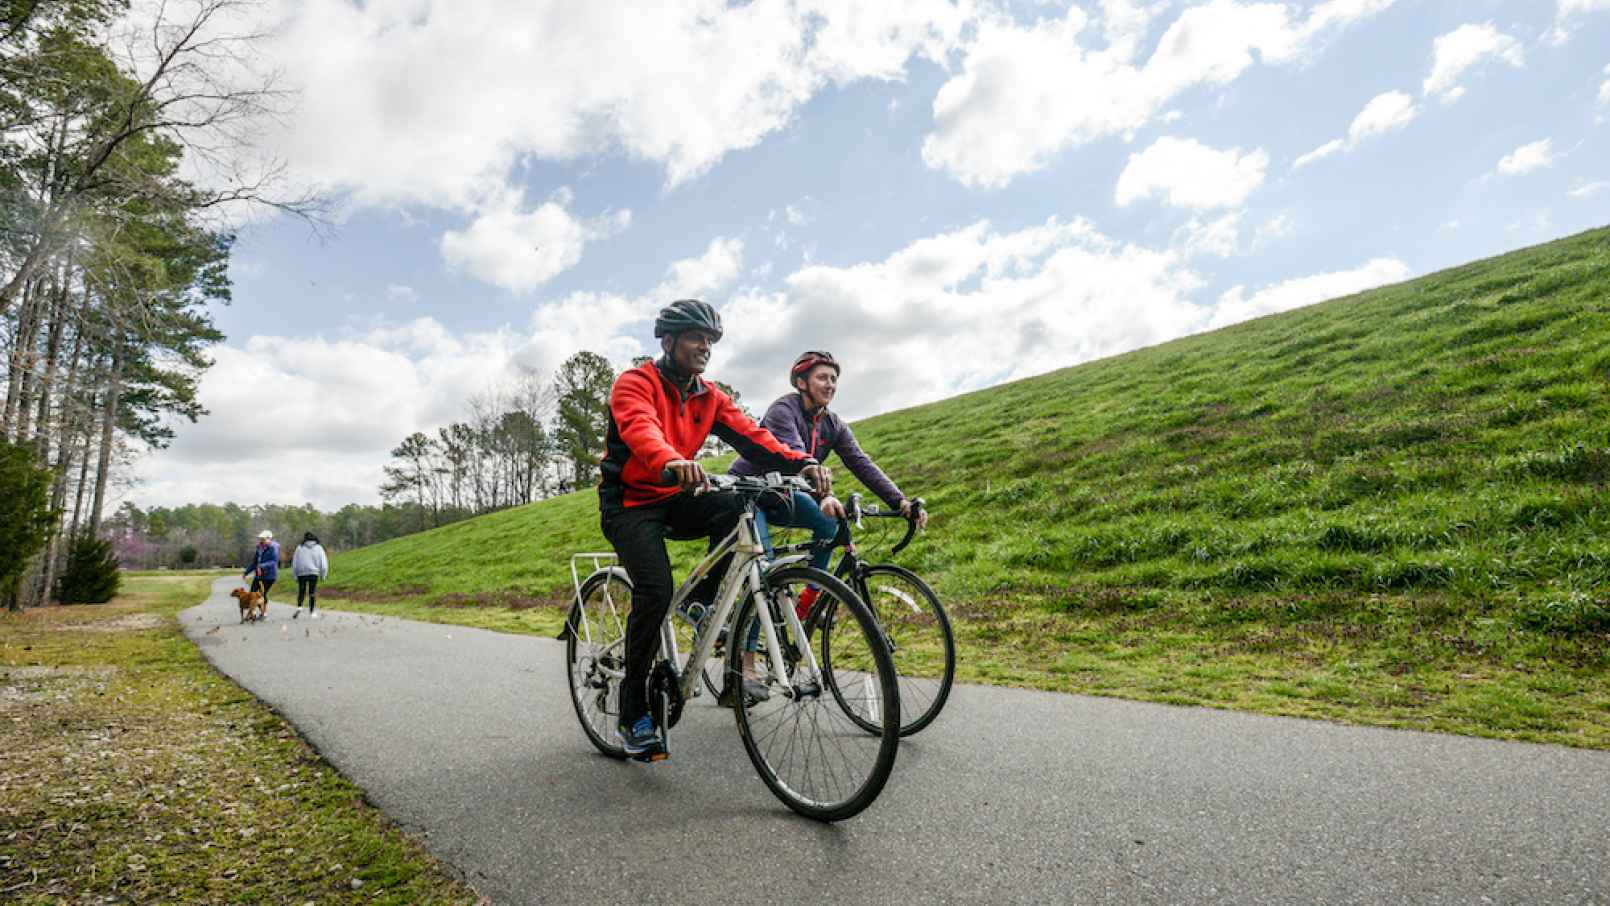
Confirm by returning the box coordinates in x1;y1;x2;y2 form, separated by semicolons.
561;472;901;822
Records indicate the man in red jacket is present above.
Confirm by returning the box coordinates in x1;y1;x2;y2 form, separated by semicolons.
599;299;829;762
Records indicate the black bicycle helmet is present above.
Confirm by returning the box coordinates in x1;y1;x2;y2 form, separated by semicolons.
653;299;723;341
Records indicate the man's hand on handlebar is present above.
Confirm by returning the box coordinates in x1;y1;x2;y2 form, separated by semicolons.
801;463;832;495
819;494;847;520
900;497;929;531
663;459;712;494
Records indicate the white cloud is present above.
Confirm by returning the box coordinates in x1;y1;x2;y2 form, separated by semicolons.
438;188;631;293
1569;180;1610;197
1600;63;1610;105
1496;139;1557;175
1548;0;1610;43
1293;90;1416;170
652;237;747;300
1348;90;1419;143
1422;23;1524;102
267;0;975;210
716;218;1209;414
1253;214;1293;247
921;0;1393;187
1293;138;1344;169
1177;212;1242;259
386;284;419;304
1208;257;1411;329
1116;137;1268;209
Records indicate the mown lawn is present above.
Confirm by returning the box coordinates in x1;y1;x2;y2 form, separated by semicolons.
323;225;1610;748
0;574;481;904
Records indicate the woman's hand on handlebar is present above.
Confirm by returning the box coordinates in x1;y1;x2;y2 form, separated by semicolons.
819;494;847;520
900;497;929;531
663;459;712;494
801;463;832;495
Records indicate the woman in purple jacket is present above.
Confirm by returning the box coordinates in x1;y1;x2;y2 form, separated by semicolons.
730;350;928;577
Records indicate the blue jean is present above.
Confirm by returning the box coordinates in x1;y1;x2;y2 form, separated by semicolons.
753;490;839;572
745;491;840;651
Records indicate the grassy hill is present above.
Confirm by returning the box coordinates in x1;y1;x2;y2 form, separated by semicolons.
326;226;1610;746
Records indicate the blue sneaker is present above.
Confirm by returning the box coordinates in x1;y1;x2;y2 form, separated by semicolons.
618;715;666;762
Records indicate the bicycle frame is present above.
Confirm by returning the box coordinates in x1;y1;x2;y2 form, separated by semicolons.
570;488;825;709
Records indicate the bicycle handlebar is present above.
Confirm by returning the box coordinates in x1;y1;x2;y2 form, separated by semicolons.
845;493;925;554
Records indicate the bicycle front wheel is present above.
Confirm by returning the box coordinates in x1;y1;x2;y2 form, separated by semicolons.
841;564;955;736
564;570;632;759
730;565;900;822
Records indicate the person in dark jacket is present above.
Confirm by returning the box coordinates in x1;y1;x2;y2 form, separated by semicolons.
731;350;928;585
598;299;831;762
243;530;280;611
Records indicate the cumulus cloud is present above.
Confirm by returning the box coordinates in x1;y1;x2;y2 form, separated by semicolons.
1348;91;1419;143
1208;257;1412;329
1496;139;1557;175
1115;137;1268;209
1292;139;1344;169
1422;23;1524;102
1569;180;1610;197
921;0;1394;187
136;237;756;508
715;218;1209;414
1547;0;1610;43
1600;63;1610;106
1293;90;1417;170
266;0;974;207
438;188;631;293
652;237;746;300
1176;212;1242;259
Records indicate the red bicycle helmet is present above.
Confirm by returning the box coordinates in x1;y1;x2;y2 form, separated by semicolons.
790;350;840;382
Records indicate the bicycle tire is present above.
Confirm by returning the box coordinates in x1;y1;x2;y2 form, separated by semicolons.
729;565;900;822
564;570;632;759
836;564;955;737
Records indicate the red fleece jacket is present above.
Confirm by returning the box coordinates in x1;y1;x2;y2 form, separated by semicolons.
601;360;811;508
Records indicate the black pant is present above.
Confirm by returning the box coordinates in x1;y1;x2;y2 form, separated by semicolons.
602;491;744;726
249;576;275;603
297;575;319;609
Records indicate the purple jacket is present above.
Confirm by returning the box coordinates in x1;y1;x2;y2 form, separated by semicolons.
730;393;904;507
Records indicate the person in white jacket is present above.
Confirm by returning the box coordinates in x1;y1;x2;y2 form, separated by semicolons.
291;532;330;620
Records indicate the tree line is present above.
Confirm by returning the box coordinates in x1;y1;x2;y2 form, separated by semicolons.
0;1;315;608
104;500;444;570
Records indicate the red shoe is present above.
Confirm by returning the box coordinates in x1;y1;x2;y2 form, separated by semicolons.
796;586;820;621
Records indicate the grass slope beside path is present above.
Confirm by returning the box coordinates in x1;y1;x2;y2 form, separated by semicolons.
0;573;481;905
323;226;1610;748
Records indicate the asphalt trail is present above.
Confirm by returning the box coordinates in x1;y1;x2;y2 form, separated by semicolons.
183;577;1610;904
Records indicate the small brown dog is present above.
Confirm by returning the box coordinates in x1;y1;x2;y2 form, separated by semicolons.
231;587;267;623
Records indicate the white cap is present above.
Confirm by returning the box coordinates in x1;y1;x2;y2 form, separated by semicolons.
258;530;274;540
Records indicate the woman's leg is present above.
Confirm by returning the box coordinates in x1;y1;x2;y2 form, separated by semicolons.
306;576;318;613
788;491;841;573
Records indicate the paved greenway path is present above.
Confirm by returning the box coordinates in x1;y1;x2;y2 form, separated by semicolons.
181;577;1610;905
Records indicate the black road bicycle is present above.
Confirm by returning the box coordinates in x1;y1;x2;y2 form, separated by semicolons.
693;492;956;737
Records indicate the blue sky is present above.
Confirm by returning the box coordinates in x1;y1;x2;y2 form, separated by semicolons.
137;0;1610;510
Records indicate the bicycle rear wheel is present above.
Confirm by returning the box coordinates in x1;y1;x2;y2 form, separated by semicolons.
563;570;632;759
730;565;900;822
840;564;955;736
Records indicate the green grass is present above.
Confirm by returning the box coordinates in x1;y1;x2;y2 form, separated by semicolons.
325;225;1610;748
0;574;480;904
